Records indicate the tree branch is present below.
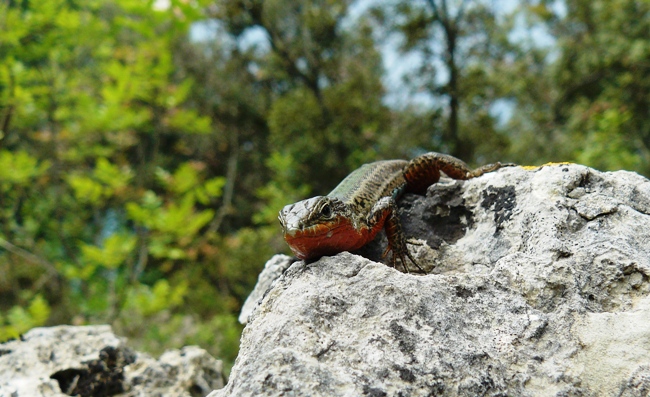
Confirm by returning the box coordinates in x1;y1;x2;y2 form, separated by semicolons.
0;66;16;149
0;237;58;275
0;237;59;292
426;0;442;21
455;0;469;25
206;131;239;235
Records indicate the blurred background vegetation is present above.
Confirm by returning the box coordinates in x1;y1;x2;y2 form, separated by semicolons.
1;0;649;375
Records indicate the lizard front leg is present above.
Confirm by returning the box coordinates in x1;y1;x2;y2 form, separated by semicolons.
366;197;424;273
403;152;513;194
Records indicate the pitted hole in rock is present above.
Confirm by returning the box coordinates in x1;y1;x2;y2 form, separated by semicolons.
50;346;135;397
50;368;90;396
400;193;475;249
189;383;207;397
455;286;475;299
363;384;388;397
419;206;474;249
393;364;416;382
577;170;603;190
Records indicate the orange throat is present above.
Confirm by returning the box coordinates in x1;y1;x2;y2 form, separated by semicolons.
284;218;375;260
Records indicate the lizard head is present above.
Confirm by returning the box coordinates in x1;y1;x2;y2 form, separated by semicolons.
278;196;353;260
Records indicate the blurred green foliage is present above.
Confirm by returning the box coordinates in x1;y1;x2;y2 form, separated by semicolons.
1;0;648;378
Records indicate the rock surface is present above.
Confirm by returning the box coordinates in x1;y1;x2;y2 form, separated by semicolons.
212;164;650;397
239;254;295;325
0;325;224;397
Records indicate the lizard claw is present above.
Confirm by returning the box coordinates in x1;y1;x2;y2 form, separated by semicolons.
382;244;426;274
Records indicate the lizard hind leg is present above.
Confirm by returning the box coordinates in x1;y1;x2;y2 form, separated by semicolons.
403;152;513;194
403;152;472;194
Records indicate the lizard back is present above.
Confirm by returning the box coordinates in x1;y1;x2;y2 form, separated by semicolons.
328;160;408;213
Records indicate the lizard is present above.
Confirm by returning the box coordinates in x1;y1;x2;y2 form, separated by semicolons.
278;152;513;273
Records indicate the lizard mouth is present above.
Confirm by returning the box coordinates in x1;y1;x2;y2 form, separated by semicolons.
282;221;338;239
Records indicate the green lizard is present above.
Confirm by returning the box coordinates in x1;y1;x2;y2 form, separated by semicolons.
278;152;513;272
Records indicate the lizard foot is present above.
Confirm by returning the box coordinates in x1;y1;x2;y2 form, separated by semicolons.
382;244;426;274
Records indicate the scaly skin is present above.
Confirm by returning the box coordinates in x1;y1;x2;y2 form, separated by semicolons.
278;152;513;273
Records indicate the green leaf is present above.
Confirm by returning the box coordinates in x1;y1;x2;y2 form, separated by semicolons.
170;163;200;194
126;279;188;316
204;177;226;198
80;233;137;270
94;157;133;191
67;174;104;204
0;295;51;342
27;295;51;326
166;109;212;134
0;150;50;185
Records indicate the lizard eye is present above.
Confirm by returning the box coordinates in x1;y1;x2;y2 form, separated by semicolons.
320;203;332;218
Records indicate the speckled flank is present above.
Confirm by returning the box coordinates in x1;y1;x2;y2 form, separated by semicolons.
328;160;407;212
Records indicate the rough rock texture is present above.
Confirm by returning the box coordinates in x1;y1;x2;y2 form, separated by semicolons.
0;325;224;397
212;164;650;397
239;254;295;325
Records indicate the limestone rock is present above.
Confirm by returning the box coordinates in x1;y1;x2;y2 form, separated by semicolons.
0;325;224;397
212;164;650;397
239;254;295;325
